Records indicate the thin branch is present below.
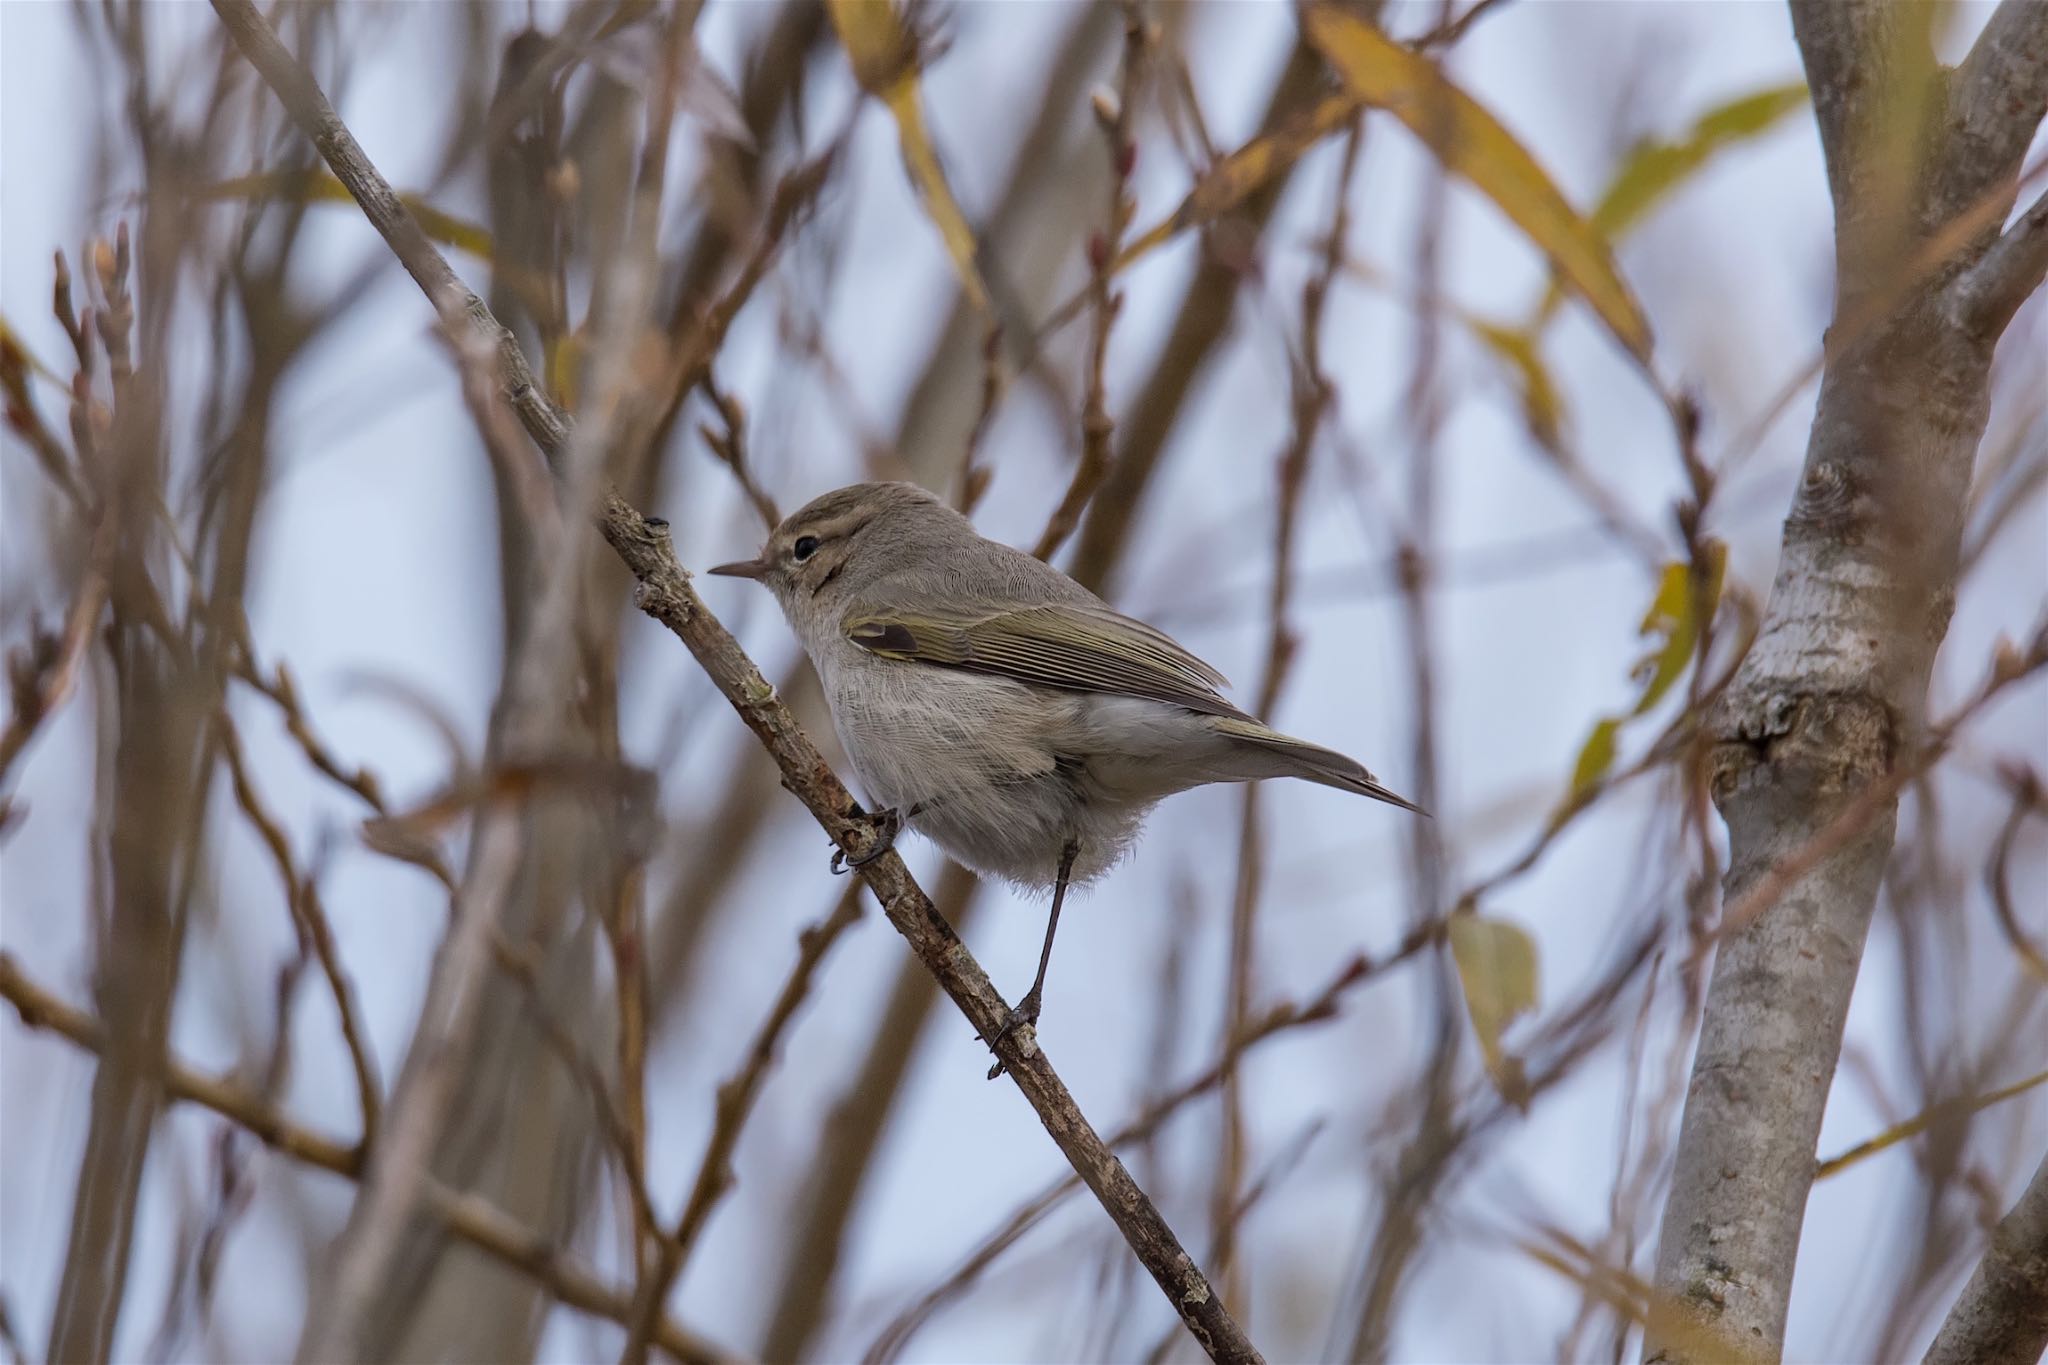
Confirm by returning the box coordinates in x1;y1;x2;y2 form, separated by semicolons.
215;0;635;1341
1813;1069;2048;1182
208;4;1256;1358
1953;184;2048;340
1984;763;2048;982
758;863;983;1364
1030;6;1144;563
217;713;381;1140
697;370;780;529
1411;0;1513;50
0;954;736;1365
229;650;389;816
0;525;109;795
489;932;660;1258
618;886;863;1365
867;917;1446;1363
1943;0;2048;216
1212;114;1357;1296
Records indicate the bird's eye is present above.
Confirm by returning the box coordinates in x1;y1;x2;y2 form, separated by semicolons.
792;535;820;562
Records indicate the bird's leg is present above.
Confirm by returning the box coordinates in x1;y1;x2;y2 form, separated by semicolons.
829;800;926;875
987;838;1079;1079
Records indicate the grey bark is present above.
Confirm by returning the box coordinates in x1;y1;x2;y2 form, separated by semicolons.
1648;3;2048;1360
1923;1150;2048;1365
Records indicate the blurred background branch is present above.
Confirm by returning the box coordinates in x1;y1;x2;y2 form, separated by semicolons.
1;1;2041;1362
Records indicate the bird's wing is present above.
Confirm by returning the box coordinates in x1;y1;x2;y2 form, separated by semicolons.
843;601;1247;719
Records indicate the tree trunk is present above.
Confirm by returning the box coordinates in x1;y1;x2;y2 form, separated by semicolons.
1648;3;2048;1360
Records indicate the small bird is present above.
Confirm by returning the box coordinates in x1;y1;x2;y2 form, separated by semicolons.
710;481;1421;1050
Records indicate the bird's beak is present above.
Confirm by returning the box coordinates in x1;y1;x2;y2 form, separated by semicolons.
707;556;769;580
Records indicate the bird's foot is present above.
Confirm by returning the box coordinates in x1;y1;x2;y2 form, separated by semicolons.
981;986;1042;1081
829;805;902;875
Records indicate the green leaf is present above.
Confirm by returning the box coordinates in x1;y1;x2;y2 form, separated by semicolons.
1305;5;1653;362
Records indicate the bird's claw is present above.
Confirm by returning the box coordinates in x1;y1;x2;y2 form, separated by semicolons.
981;987;1043;1080
828;805;903;875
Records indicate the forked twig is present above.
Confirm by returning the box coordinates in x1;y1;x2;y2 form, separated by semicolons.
208;1;1257;1358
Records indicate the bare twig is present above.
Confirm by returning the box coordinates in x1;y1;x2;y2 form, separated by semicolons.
618;886;863;1365
1813;1069;2048;1182
1984;763;2048;981
951;321;1005;515
488;932;660;1255
1031;6;1144;562
208;0;639;1344
867;918;1445;1362
759;863;984;1364
217;715;381;1140
207;3;1257;1357
1411;0;1514;50
1212;115;1357;1297
229;650;389;815
0;955;737;1365
0;529;109;794
698;370;780;529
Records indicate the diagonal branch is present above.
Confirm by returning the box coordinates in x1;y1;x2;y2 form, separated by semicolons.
619;886;864;1365
1953;183;2048;340
1943;0;2048;211
206;2;1257;1359
1922;1150;2048;1365
0;953;738;1365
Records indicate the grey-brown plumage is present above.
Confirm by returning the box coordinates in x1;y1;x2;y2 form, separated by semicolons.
710;481;1421;1036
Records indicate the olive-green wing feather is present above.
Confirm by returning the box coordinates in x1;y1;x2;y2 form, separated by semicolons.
844;602;1248;719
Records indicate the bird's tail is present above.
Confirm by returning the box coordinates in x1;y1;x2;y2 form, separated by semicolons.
1211;717;1429;815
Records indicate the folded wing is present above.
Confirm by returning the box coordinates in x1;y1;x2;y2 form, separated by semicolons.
844;601;1248;720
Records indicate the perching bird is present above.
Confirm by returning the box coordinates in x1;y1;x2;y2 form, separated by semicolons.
710;481;1422;1047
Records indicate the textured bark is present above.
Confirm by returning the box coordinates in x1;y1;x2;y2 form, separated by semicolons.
1923;1151;2048;1365
1648;3;2048;1360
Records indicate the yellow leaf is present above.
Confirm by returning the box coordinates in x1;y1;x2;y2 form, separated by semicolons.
1;315;65;388
827;0;989;313
1304;5;1653;362
1567;718;1621;802
192;171;495;260
1466;316;1565;453
1334;261;1574;456
1592;83;1808;239
1532;82;1808;328
1631;541;1726;715
546;329;584;412
1115;92;1360;275
1450;914;1539;1101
